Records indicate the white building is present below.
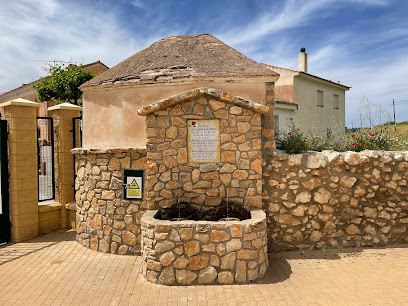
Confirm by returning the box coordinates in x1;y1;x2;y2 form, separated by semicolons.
263;48;351;136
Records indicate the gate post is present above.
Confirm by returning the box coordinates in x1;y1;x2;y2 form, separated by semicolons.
0;98;40;242
48;103;82;228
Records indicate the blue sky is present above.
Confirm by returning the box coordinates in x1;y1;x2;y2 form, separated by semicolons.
1;0;408;127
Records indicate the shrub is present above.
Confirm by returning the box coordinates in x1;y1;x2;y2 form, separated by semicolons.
275;126;402;153
346;128;392;152
275;128;309;154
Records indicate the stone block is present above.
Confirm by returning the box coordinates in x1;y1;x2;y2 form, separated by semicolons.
218;271;234;284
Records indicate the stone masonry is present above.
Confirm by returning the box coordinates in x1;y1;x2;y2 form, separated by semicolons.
138;87;269;209
141;209;268;285
265;150;408;250
72;148;148;254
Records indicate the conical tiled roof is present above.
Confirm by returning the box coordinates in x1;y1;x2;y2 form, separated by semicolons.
82;34;278;87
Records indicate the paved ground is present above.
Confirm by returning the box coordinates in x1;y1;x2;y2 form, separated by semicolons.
1;229;408;306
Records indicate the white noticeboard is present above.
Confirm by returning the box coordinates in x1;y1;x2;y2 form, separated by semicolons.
126;176;143;199
187;119;220;163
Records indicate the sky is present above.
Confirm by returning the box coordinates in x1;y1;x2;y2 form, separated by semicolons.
1;0;408;127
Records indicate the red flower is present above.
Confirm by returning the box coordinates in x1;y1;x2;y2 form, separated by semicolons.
297;128;299;131
288;132;291;135
352;134;355;138
352;143;356;147
362;143;365;146
368;137;371;139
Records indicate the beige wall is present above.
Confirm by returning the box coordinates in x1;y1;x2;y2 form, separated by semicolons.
82;81;268;149
266;66;347;136
294;75;346;135
274;105;296;133
268;67;295;101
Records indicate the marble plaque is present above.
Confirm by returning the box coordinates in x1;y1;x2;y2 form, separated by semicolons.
187;120;220;163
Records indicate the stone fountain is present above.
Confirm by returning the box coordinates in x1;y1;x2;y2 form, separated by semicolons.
138;87;269;285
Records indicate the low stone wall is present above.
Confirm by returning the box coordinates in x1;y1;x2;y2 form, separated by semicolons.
73;148;147;254
141;209;268;285
265;150;408;250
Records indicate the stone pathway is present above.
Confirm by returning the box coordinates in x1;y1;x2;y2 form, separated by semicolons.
1;229;408;305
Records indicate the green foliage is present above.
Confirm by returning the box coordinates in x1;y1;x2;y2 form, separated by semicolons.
347;128;392;152
33;63;94;105
275;126;403;154
275;128;309;154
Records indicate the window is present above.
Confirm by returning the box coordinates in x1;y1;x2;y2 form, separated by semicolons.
333;94;339;109
317;90;324;107
274;115;279;134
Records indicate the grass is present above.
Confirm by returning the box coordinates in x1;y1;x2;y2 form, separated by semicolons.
352;121;408;150
381;121;408;139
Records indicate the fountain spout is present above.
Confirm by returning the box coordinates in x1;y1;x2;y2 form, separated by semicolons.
172;186;186;221
220;185;240;221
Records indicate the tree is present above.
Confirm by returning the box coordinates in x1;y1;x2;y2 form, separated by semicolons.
33;62;94;105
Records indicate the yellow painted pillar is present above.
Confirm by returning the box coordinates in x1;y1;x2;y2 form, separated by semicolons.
48;103;82;227
0;99;40;242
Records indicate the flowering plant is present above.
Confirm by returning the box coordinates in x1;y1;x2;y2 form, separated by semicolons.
275;126;401;153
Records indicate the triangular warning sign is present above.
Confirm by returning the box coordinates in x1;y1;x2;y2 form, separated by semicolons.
129;179;140;189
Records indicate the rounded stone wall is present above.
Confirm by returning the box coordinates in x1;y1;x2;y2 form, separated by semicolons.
141;209;268;285
73;148;148;254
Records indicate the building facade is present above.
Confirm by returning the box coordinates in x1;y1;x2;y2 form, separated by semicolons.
263;49;350;135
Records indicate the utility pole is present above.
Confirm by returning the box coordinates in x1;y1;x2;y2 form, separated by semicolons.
393;98;396;131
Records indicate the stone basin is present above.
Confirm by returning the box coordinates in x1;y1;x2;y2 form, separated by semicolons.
141;209;268;285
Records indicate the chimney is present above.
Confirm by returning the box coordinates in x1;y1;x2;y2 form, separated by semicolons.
298;47;307;73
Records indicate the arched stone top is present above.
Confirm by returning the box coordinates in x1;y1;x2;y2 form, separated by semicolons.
137;87;270;116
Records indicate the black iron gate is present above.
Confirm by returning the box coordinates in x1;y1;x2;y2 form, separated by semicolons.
37;117;55;201
72;117;82;186
0;119;11;244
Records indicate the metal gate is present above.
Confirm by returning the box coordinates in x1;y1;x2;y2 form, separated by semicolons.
72;117;82;186
37;117;55;201
0;119;11;244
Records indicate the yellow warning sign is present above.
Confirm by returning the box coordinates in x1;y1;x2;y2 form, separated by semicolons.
130;179;139;189
127;177;141;198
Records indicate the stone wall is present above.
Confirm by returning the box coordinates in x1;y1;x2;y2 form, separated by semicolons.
73;148;148;254
141;209;268;285
142;88;267;209
265;150;408;250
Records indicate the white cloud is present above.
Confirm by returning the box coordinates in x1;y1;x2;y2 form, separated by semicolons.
218;0;392;47
0;0;167;93
215;0;406;126
130;0;144;8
